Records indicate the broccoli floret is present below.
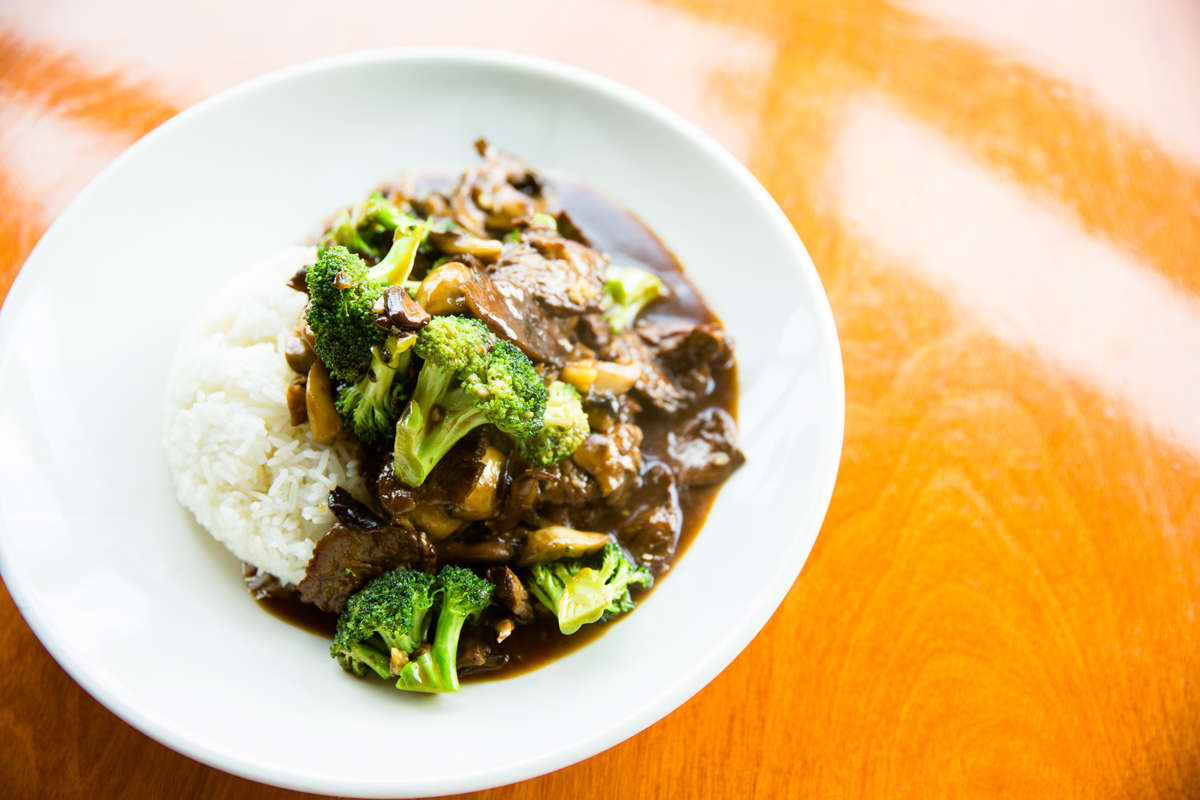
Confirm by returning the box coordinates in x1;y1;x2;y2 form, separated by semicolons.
322;193;414;260
335;334;416;442
395;566;494;694
516;381;589;467
306;220;427;381
526;542;652;635
392;317;547;487
331;569;438;679
601;264;666;333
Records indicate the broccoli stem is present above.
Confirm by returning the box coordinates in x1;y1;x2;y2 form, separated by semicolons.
394;605;470;693
345;639;393;680
368;219;427;287
393;386;489;487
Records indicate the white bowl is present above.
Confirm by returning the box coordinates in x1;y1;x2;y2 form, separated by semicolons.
0;48;843;797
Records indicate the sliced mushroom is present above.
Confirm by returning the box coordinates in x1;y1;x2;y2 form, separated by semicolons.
286;380;308;426
416;262;474;315
516;526;612;566
410;504;470;540
485;565;534;621
438;540;516;564
453;445;506;521
305;360;342;444
560;359;641;395
283;335;317;376
593;361;642;394
427;228;504;263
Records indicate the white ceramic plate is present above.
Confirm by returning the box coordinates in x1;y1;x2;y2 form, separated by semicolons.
0;49;843;797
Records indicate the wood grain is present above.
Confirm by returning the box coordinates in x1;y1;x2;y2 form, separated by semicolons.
1;1;1198;797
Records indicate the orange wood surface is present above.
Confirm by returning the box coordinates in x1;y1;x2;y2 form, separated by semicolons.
2;1;1199;797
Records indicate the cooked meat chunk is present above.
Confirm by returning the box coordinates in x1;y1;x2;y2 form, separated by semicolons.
617;464;682;568
452;140;551;236
638;320;733;396
461;272;571;365
637;321;733;371
489;230;608;317
536;458;602;505
591;320;735;415
572;423;643;501
485;566;534;621
612;330;693;415
667;408;745;487
297;523;436;613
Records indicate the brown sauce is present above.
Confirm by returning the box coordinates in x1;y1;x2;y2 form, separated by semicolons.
258;176;738;682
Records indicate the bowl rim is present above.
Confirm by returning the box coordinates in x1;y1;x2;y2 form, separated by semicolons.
0;45;845;796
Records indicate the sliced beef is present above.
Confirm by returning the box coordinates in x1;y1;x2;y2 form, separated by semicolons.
526;461;598;512
297;523;436;613
593;320;735;416
617;464;682;569
488;230;608;317
610;330;693;415
667;408;746;487
461;272;571;365
638;321;733;373
452;140;551;236
375;430;490;517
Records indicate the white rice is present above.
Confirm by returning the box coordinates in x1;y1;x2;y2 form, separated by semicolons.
163;246;367;586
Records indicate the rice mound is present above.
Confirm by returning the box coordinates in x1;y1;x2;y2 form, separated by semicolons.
163;245;367;586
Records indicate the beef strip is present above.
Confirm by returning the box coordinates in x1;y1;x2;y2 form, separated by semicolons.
638;321;734;373
588;320;735;416
461;272;571;365
617;463;682;569
612;330;694;415
536;458;603;506
667;408;745;487
489;230;608;317
452;140;551;237
375;430;490;517
297;523;436;613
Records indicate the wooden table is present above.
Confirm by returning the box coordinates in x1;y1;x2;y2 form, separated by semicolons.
3;1;1199;796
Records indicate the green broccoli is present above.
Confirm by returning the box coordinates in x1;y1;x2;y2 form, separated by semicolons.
335;334;416;442
322;193;414;260
526;542;652;635
306;221;427;381
600;264;666;334
516;380;589;467
392;316;547;487
330;569;438;679
395;566;494;694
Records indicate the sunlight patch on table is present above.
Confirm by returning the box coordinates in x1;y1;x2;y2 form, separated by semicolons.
901;0;1200;165
823;97;1200;453
0;92;127;225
